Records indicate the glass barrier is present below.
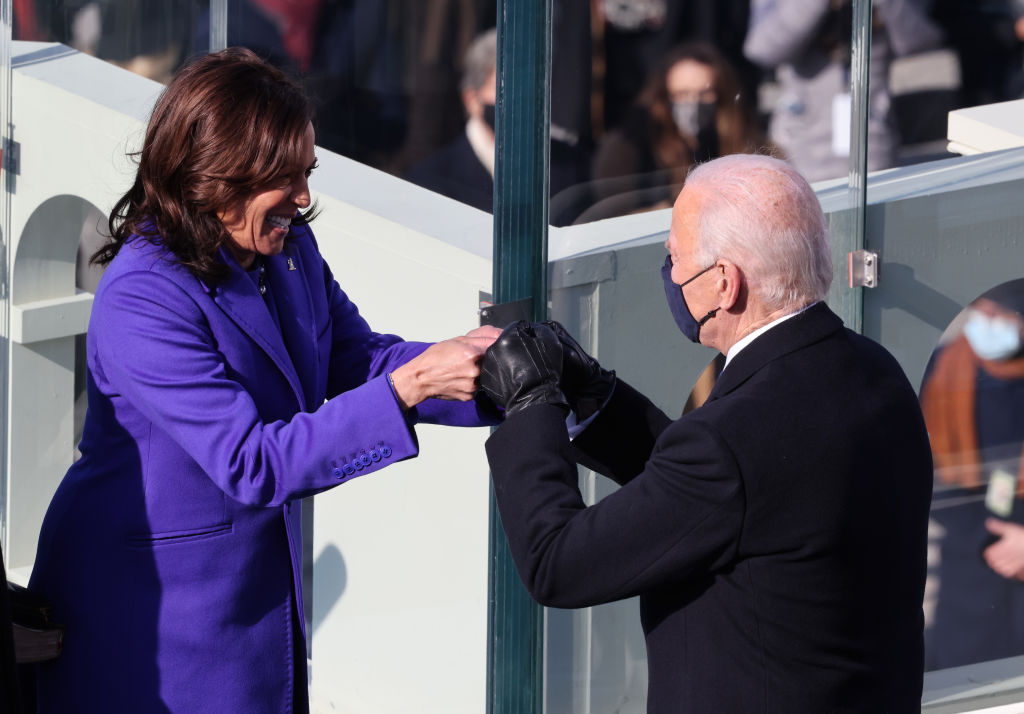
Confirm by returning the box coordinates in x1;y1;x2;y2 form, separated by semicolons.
922;279;1024;672
15;1;198;82
15;2;1024;224
10;1;1024;712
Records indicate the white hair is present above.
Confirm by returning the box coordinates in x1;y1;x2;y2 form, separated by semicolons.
685;154;832;311
461;28;497;93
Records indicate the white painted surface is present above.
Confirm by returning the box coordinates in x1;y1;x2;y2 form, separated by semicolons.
948;99;1024;155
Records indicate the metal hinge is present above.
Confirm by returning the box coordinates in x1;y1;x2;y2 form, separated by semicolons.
848;249;878;289
2;138;19;175
478;295;533;327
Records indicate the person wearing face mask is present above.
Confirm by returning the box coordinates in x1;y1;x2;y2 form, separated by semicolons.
477;154;934;712
921;280;1024;670
404;28;499;213
587;42;767;221
404;24;593;225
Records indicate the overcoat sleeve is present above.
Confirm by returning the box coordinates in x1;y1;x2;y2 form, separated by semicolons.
485;400;745;609
569;378;674;485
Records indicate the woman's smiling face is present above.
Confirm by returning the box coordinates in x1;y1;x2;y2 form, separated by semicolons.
220;121;317;268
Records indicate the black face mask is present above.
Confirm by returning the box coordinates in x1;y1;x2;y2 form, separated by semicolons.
482;103;497;132
661;255;719;343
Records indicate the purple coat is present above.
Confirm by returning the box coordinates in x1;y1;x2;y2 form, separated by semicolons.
29;223;493;712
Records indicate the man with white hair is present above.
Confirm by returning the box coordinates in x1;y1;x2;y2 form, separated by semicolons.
480;154;933;712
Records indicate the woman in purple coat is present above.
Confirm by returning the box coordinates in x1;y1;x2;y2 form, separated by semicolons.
28;47;499;713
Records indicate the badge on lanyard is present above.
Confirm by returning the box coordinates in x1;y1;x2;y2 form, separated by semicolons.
986;468;1017;518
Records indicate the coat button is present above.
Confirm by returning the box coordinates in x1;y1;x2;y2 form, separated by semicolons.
359;453;372;467
343;463;356;476
332;467;343;479
380;445;392;458
369;449;381;462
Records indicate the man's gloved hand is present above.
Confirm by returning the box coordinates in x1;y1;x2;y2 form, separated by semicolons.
542;320;616;423
480;321;570;418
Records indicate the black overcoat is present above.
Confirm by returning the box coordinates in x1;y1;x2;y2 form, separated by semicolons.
486;302;933;713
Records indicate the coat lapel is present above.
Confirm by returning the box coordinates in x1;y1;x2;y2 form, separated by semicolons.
265;241;321;411
212;247;306;409
707;302;844;402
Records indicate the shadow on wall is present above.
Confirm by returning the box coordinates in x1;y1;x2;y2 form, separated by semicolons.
310;544;345;636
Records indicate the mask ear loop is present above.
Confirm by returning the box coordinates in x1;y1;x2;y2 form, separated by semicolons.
696;307;720;326
694;263;724;325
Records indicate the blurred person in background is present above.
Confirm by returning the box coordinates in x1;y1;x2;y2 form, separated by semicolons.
921;280;1024;670
405;26;592;225
587;42;767;219
404;28;499;213
932;0;1024;107
598;0;758;134
193;0;408;168
17;0;195;83
744;0;942;183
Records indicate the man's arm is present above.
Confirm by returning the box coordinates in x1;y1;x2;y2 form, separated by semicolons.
486;403;744;609
569;378;673;485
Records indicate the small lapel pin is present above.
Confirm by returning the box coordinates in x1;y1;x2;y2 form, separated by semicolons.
287;258;296;271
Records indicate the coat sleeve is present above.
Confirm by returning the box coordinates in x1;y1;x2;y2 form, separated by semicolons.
90;269;424;507
485;403;744;609
569;378;673;485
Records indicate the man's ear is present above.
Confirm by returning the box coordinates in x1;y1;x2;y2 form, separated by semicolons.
715;260;743;311
463;89;481;120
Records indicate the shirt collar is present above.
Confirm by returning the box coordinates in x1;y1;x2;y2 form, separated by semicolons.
723;302;817;369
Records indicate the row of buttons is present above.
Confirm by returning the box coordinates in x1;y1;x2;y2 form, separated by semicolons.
332;445;393;479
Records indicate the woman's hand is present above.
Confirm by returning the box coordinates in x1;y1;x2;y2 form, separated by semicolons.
388;325;502;409
984;518;1024;581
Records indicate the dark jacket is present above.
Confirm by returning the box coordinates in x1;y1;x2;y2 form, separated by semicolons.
404;132;494;213
486;302;933;712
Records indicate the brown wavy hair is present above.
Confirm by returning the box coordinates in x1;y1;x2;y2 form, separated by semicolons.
95;47;318;284
639;42;767;187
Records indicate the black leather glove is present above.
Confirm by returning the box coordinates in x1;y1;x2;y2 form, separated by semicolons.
480;321;570;418
542;320;615;423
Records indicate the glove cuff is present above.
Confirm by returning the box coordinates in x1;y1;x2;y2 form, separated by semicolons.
505;382;570;418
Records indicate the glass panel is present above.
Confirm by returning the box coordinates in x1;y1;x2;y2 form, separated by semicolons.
555;2;769;226
181;2;498;207
16;1;199;83
922;279;1024;672
933;1;1024;110
0;0;10;556
544;150;1024;710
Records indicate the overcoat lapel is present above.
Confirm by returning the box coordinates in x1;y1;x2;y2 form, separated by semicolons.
212;247;306;410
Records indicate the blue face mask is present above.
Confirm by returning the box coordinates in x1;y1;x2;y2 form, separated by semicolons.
963;310;1023;361
661;255;719;343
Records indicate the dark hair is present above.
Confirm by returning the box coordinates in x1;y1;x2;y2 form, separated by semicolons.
638;43;766;187
95;47;317;284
